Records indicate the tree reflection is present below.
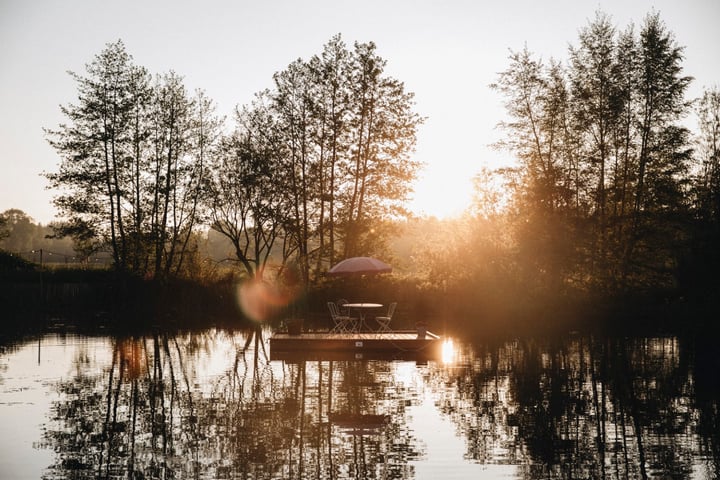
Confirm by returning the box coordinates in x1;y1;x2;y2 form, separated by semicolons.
435;334;719;479
37;328;719;479
40;326;425;479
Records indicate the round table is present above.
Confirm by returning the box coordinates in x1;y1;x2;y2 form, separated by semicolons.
343;303;383;331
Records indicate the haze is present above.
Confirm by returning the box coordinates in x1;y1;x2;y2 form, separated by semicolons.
1;0;718;224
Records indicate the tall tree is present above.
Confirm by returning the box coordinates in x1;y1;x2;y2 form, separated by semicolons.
125;62;154;272
46;40;140;270
684;86;720;293
173;89;222;276
491;48;578;291
609;25;639;227
307;34;352;273
341;40;423;258
622;12;693;284
146;72;215;278
208;98;289;279
272;59;317;285
46;41;217;277
694;86;720;225
569;11;622;273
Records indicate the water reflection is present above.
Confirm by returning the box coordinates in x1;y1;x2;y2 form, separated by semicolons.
0;327;717;479
438;336;720;479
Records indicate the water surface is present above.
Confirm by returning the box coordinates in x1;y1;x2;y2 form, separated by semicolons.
0;326;718;479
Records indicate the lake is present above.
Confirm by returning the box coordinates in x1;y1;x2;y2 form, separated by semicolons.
0;324;718;479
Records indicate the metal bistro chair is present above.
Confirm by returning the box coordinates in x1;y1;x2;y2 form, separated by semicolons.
375;302;397;332
336;298;350;315
328;301;357;333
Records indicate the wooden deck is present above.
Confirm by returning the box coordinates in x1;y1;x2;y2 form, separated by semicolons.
269;330;442;361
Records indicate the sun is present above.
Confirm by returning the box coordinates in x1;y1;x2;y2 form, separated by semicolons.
410;169;473;219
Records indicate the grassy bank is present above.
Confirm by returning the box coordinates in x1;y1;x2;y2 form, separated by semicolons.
3;254;718;338
0;266;245;331
304;275;720;340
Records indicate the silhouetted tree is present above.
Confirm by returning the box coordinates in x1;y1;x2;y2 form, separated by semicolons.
622;12;693;286
0;209;35;252
692;86;720;226
341;40;423;258
489;10;694;296
45;41;219;278
211;35;422;286
682;86;720;295
207;99;290;278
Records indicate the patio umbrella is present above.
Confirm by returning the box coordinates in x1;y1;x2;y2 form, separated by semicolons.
327;256;392;276
327;256;392;327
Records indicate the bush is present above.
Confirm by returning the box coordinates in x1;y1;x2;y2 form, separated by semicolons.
0;249;35;272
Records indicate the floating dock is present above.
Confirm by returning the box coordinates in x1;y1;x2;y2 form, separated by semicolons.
269;330;442;361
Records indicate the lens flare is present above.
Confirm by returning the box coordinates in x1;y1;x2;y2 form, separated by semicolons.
237;267;300;323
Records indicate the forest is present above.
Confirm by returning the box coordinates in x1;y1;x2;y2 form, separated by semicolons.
1;11;719;334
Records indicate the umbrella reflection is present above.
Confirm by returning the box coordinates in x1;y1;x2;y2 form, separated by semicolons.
330;413;389;436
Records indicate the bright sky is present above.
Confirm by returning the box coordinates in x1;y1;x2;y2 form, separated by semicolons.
1;0;718;224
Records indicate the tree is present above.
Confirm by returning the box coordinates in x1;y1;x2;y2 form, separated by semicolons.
271;58;317;285
216;35;423;285
0;209;36;252
341;40;423;258
490;48;579;293
621;12;693;286
173;89;222;276
693;86;720;225
490;10;694;294
680;86;720;295
569;12;621;232
207;98;290;279
46;40;141;270
632;13;693;222
145;73;216;278
307;34;352;273
46;41;218;278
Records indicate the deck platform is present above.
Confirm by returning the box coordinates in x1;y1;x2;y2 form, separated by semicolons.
270;330;442;361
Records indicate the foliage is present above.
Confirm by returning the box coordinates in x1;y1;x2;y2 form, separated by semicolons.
206;35;424;284
0;209;78;262
680;86;720;297
29;16;720;328
692;86;720;226
0;249;35;272
46;36;423;292
45;41;220;279
487;11;696;298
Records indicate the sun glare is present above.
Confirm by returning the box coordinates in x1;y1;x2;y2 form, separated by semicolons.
442;338;456;364
411;169;473;219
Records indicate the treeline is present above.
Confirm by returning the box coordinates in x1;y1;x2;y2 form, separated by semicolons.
488;12;717;294
44;34;422;285
407;12;719;331
0;208;255;269
490;11;692;292
17;11;720;330
0;209;77;263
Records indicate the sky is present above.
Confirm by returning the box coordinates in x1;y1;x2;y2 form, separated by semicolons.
1;0;718;225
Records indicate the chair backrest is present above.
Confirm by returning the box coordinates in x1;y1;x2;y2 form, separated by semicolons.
327;301;340;319
387;302;397;318
336;298;349;315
